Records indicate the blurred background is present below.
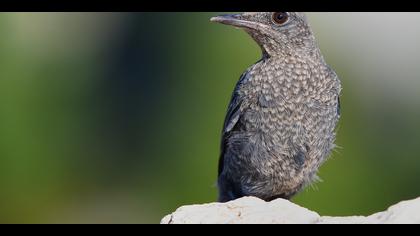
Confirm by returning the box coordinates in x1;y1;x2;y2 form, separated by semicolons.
0;12;420;223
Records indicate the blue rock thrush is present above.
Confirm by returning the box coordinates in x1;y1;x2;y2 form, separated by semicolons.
211;12;342;202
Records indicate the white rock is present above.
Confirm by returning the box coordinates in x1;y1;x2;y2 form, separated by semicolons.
161;196;420;224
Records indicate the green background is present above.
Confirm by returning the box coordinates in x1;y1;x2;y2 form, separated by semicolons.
0;12;419;223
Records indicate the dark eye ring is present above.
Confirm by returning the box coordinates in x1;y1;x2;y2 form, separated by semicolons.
272;12;289;25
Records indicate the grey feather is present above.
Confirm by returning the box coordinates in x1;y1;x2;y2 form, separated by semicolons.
212;12;342;202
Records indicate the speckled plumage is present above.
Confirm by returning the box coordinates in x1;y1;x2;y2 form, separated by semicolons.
211;12;341;202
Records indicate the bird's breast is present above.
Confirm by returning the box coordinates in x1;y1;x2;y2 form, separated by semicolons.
240;59;339;137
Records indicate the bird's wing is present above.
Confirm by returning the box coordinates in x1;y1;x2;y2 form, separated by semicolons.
223;91;243;133
218;72;250;176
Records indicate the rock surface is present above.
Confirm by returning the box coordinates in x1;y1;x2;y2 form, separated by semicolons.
161;196;420;224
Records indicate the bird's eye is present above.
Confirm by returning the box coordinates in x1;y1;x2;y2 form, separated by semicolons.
272;12;289;25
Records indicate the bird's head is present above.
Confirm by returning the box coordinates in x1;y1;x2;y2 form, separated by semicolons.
211;12;320;59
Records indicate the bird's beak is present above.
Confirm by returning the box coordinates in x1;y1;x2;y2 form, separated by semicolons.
210;14;260;30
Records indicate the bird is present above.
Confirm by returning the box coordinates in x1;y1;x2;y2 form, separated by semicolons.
211;12;342;202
